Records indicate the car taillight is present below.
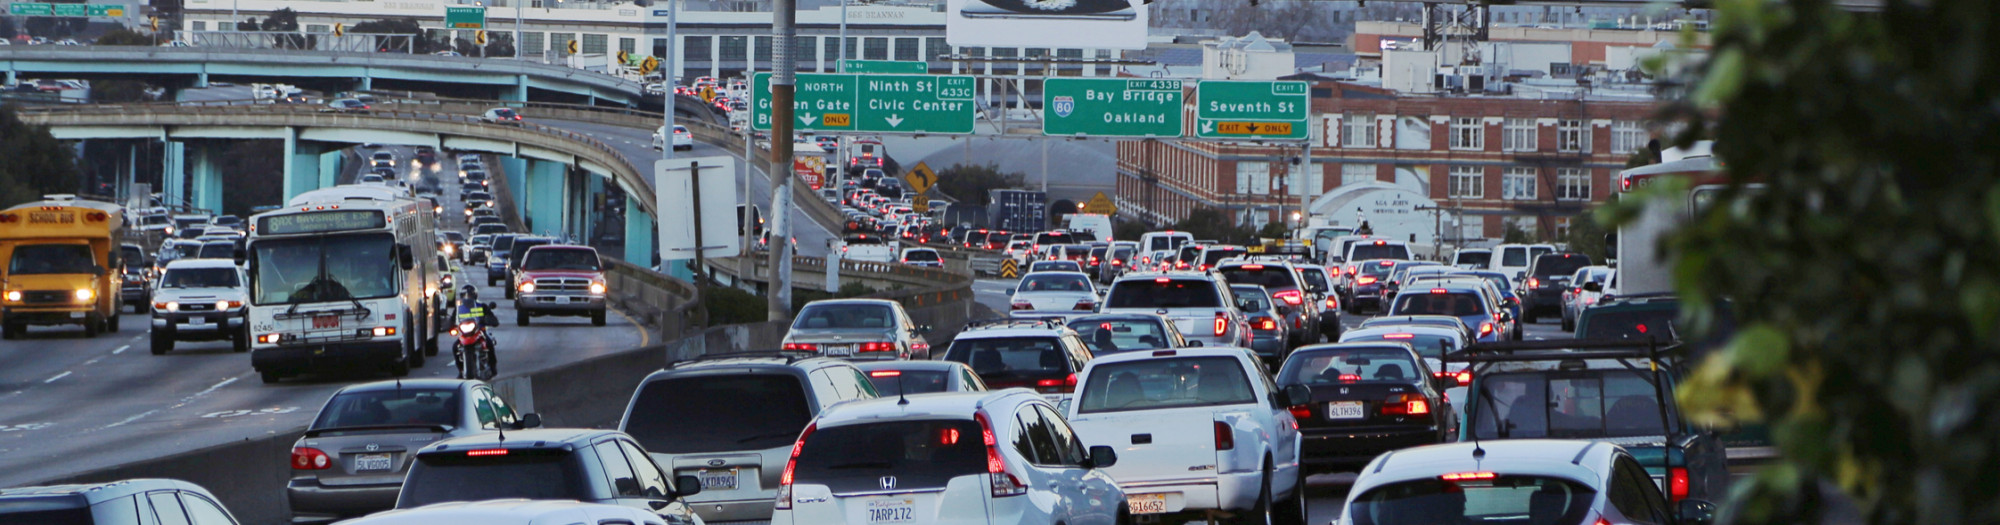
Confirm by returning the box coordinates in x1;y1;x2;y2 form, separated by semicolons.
1034;373;1077;393
1213;313;1228;336
1255;318;1277;331
782;342;818;351
857;341;897;353
1338;374;1361;382
1011;301;1033;311
1528;278;1540;288
1434;370;1474;387
1324;297;1339;309
1381;393;1430;416
1273;289;1304;306
774;423;815;510
1112;259;1123;265
1669;467;1689;502
1288;405;1312;419
1213;421;1235;451
1357;276;1377;285
975;412;1028;497
1480;322;1495;336
1442;471;1497;481
291;447;331;470
1073;299;1096;310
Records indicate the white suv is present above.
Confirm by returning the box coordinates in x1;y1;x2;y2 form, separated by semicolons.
773;389;1129;525
1065;347;1311;524
1337;440;1718;525
1099;271;1253;348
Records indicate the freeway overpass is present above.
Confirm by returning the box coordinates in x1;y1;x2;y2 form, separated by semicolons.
0;46;651;105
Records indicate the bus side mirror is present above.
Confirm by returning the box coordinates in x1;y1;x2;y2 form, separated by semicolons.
397;244;415;270
233;248;247;265
1604;233;1618;259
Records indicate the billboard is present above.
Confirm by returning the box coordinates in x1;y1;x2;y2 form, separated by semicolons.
945;0;1149;51
655;157;741;259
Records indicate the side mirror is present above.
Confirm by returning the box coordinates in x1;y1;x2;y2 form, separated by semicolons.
517;413;542;428
1676;499;1717;525
1582;281;1603;293
1276;305;1294;317
397;244;415;270
1514;271;1526;281
1498;311;1514;322
673;475;703;497
1086;445;1119;469
1187;340;1203;347
1280;384;1313;407
90;265;107;275
233;248;248;264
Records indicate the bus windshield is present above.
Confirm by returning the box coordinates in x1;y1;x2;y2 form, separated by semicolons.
252;234;399;305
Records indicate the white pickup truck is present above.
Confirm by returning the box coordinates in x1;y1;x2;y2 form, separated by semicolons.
838;234;897;263
1064;347;1311;524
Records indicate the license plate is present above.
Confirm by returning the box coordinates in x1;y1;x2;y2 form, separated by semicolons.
313;314;339;329
823;344;854;356
867;498;915;523
69;312;86;319
354;453;392;471
699;469;738;490
1126;493;1169;514
555;296;571;305
1328;401;1366;420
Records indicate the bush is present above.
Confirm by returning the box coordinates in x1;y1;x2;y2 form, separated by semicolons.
701;285;766;325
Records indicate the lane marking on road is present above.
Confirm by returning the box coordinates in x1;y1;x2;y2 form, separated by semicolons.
130;334;143;341
83;357;103;366
112;345;130;355
610;306;650;348
43;371;71;383
101;409;158;430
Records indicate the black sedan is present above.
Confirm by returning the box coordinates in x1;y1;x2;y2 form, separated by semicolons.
1277;342;1456;474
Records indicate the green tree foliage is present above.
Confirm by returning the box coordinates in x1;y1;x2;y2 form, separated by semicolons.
935;163;1024;205
1561;210;1606;263
212;141;284;218
0;104;81;207
88;29;164;102
1644;0;2000;523
348;18;431;53
701;285;766;325
1112;219;1150;242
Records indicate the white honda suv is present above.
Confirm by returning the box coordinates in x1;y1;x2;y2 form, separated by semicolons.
772;389;1129;525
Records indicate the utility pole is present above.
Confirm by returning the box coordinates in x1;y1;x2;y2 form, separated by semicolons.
766;0;798;322
661;0;677;164
515;0;523;60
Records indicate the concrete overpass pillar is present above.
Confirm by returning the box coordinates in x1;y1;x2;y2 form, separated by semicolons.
524;160;567;237
284;132;334;200
505;75;529;102
359;76;373;92
188;143;224;214
625;198;658;272
162;141;186;209
507;158;530;218
582;175;604;245
4;70;16;87
195;72;209;89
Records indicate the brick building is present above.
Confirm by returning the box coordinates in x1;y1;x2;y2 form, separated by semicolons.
1113;81;1656;241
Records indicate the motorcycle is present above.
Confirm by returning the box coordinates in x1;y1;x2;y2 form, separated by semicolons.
452;300;499;380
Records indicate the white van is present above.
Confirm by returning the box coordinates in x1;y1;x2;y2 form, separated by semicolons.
1066;213;1113;242
1488;243;1557;283
1137;231;1194;256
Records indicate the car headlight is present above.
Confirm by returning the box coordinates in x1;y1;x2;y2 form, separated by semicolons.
518;282;535;293
163;301;180;311
74;288;94;302
589;281;606;295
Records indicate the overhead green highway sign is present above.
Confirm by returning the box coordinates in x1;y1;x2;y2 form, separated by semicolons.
1042;78;1184;138
752;72;975;134
1194;80;1310;140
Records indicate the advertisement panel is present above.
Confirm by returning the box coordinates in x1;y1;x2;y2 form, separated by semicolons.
795;155;827;191
945;0;1149;50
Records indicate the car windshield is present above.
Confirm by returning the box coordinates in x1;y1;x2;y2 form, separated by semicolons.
1019;273;1092;292
1456;251;1492;267
508;240;552;263
1076;356;1255;413
943;337;1070;378
160;267;239;289
793;304;896;329
863;369;952;396
1471;370;1677;439
1391;292;1488;317
1279;347;1421;385
401;450;588;508
1347;475;1595;525
1111;247;1135;260
903;250;941;262
790;420;987;493
1532;255;1593;278
624;374;814;454
250;234;398;305
522;249;600;271
1581;307;1679;340
7;244;95;275
1069;318;1172;354
1221;266;1298;289
1361;262;1399;279
1106;279;1221;308
1350;244;1409;261
311;388;460;429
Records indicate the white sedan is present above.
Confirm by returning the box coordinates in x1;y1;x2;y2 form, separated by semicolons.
1007;271;1100;318
652;125;693;151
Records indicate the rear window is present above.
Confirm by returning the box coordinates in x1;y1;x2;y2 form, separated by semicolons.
120;246;145;264
624;374;813;453
311;388;460;430
1028;261;1081;273
492;235;517;252
1035;232;1075;245
474;224;508;235
196;243;234;259
1531;254;1593;278
864;370;952;396
0;498;90;525
1279;347;1421;385
903;250;941;262
509;240;552;261
401;450;589;507
1501;247;1529;267
1232;287;1272;312
1471;370;1677;440
1106;279;1221;308
1455;251;1492;267
1019;273;1092;292
944;337;1071;379
1069;318;1173;354
1220;266;1298;290
1580;307;1678;340
1145;235;1188;252
1340;333;1456;360
794;304;897;329
523;248;600;271
1076;356;1255;413
1391;292;1488;317
1297;268;1329;292
1360;261;1399;278
1349;244;1410;262
1347;475;1595;525
1201;249;1245;266
791;420;986;493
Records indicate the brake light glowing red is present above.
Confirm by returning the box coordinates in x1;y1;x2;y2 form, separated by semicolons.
1529;278;1540;288
291;447;331;470
869;370;902;377
940;428;960;445
1255;318;1277;331
782;342;818;351
857;342;897;353
974;412;1027;497
1213;421;1235;451
1273;289;1303;306
1213;313;1228;336
1241;264;1265;270
775;423;816;509
1670;467;1690;501
1357;276;1377;285
1431;288;1448;294
1338;374;1361;382
1441;471;1496;481
1289;405;1311;419
1384;333;1414;339
466;449;509;456
1480;322;1495;336
1155;277;1172;283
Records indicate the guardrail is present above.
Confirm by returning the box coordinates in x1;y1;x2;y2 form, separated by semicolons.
713;254;974;344
13;101;657;216
0;46;644;98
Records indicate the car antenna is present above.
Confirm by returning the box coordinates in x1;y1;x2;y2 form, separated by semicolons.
1466;378;1488;460
896;373;910;406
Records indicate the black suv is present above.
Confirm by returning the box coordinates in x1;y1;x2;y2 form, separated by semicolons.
1517;253;1594;322
399;428;703;523
501;236;554;298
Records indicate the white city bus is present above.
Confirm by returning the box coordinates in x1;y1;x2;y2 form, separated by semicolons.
244;185;439;384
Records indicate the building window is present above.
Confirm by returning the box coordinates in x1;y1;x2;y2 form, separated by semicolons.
523;32;544;54
619;37;636;55
1503;117;1536;152
651;38;669;60
1343;113;1376;148
864;37;889;60
191;21;206;31
1611;120;1646;154
1449;166;1484;198
1023;48;1048;76
306;24;329;33
1558;119;1589;153
719;36;746;62
581;34;607;55
684;36;710;63
1502;167;1538;200
894;38;920;61
926;38;950;64
795;36;817;64
991;47;1018;75
550;33;576;55
1557;168;1591;200
1055;48;1084;75
1342;164;1375;186
1450;117;1483;151
754;36;772;62
824;37;842;66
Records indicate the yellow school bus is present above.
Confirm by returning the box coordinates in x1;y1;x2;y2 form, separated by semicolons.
0;196;128;338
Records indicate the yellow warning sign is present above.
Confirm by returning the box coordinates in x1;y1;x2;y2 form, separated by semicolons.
999;258;1019;279
912;195;929;214
823;114;852;127
1082;192;1117;215
1217;122;1293;135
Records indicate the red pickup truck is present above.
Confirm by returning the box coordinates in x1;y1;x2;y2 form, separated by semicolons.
511;245;609;326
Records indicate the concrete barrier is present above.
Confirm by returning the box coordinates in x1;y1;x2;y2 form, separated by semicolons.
41;430;306;524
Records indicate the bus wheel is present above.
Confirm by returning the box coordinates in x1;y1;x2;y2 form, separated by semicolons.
260;371;282;384
82;314;100;338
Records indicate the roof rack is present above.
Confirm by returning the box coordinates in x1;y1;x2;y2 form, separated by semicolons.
964;317;1068;330
1443;337;1683;363
668;350;819;368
